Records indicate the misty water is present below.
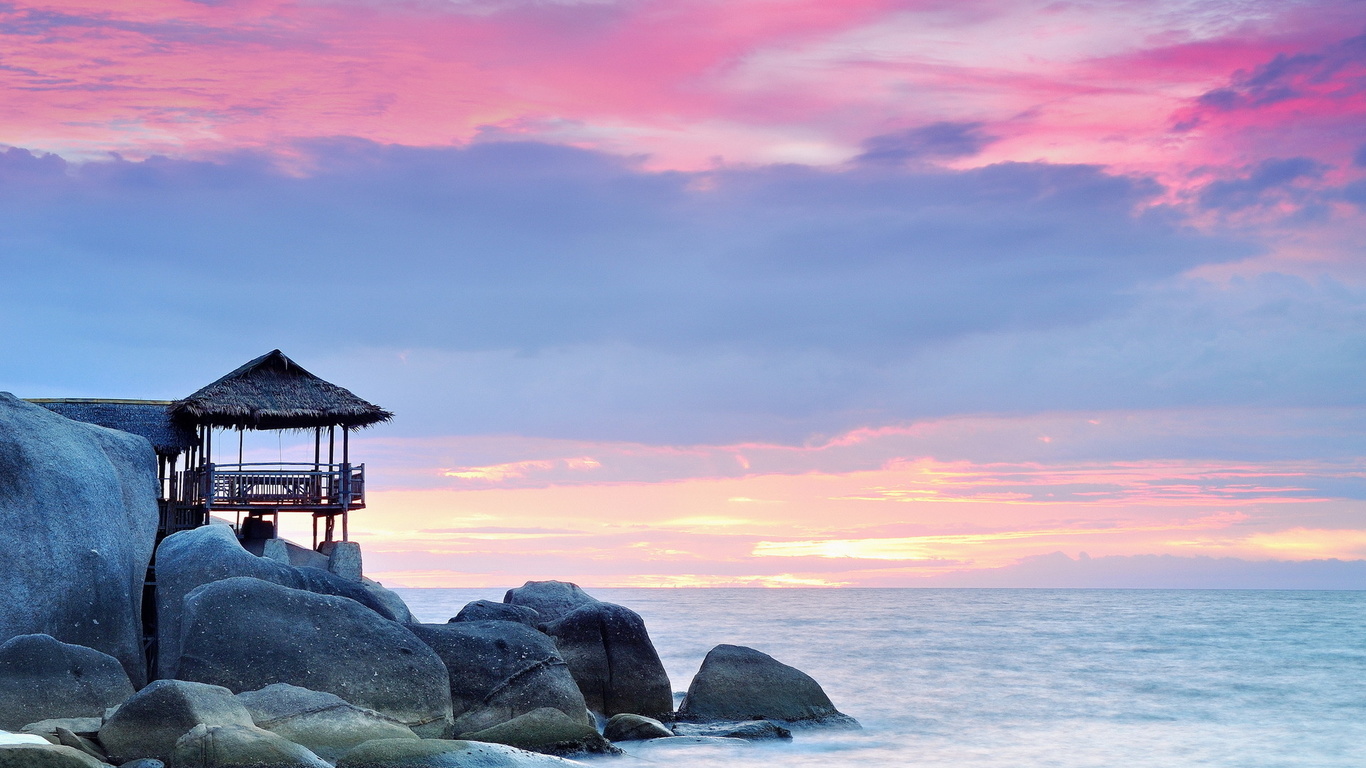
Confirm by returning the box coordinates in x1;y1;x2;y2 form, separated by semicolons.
395;588;1366;767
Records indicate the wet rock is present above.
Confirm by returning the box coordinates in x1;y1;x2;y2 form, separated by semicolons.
672;720;793;740
409;621;589;734
174;577;453;738
173;723;331;768
236;683;419;762
0;742;112;768
0;395;158;686
602;714;672;742
336;738;592;767
155;525;408;676
502;581;598;624
451;600;541;627
677;645;859;728
116;760;164;768
0;635;134;731
459;708;619;758
543;602;672;718
97;679;254;766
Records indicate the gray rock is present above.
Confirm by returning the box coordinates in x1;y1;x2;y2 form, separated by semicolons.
0;743;112;768
602;714;672;742
54;728;106;762
451;601;540;627
336;738;591;767
409;622;589;734
237;683;419;762
459;708;618;758
0;635;134;731
262;538;292;563
677;645;859;728
175;577;453;738
543;602;672;718
362;578;415;625
20;719;102;741
502;581;598;624
117;760;164;768
97;679;255;765
672;720;793;740
326;541;364;581
155;525;406;676
173;723;331;768
0;395;158;686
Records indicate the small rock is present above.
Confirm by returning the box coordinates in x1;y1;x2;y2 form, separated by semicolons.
117;760;164;768
97;679;255;765
459;708;619;757
0;635;134;730
450;600;541;627
173;723;330;768
677;644;859;728
336;738;592;767
236;683;419;762
672;720;793;740
54;728;106;762
603;714;672;742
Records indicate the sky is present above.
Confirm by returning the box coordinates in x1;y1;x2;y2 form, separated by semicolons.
1;0;1364;588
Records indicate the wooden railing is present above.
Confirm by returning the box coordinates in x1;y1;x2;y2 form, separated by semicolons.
176;462;365;512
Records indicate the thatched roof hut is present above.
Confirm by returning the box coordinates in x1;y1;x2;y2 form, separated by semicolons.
30;399;198;456
168;349;393;430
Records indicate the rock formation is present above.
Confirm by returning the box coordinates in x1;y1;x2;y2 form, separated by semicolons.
677;644;859;728
408;621;589;734
0;395;158;685
173;577;453;737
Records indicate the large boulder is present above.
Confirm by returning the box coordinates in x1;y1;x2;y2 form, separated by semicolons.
0;742;112;768
172;723;331;768
409;622;588;734
336;739;590;767
0;635;134;731
458;708;618;757
502;582;597;624
543;602;672;718
97;679;255;765
174;577;454;738
155;524;409;676
0;395;158;686
451;600;540;627
237;683;419;762
677;645;859;728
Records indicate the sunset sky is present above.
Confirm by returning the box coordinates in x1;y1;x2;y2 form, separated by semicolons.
2;0;1365;587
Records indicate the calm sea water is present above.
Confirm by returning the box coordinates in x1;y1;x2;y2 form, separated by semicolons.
394;588;1366;767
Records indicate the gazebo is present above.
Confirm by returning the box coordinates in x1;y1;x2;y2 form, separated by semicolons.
167;349;393;549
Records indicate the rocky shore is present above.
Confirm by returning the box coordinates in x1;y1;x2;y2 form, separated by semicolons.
0;395;859;767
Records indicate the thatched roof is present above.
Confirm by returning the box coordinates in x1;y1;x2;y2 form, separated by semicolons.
168;350;393;430
30;399;198;456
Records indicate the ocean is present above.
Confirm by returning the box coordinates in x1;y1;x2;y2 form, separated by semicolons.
394;588;1366;767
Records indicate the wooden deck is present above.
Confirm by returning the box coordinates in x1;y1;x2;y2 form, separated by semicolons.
176;462;366;513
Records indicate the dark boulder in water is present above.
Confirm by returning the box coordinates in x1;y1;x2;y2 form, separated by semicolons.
677;644;859;728
503;581;599;624
451;600;541;627
542;602;673;719
602;713;673;742
458;707;619;757
409;621;589;734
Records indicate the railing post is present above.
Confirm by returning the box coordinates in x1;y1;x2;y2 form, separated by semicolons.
205;463;215;512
